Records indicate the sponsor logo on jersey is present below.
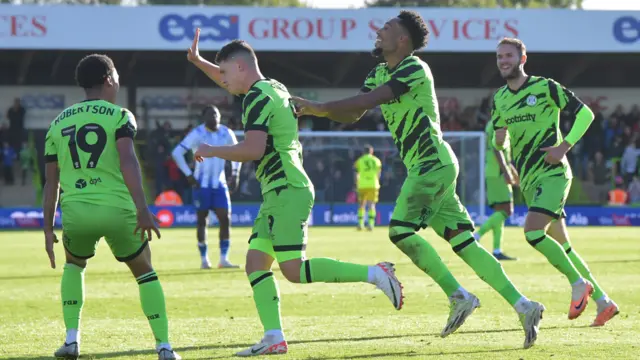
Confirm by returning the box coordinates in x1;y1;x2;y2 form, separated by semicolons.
505;113;536;125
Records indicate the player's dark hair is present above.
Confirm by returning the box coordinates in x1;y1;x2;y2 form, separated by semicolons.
498;37;527;57
215;40;256;64
75;54;115;89
397;10;429;51
364;145;374;154
201;104;220;119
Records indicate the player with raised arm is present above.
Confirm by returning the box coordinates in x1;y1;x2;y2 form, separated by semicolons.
492;38;619;326
293;10;544;349
186;29;404;357
172;104;241;269
354;145;382;231
473;119;518;261
42;55;180;360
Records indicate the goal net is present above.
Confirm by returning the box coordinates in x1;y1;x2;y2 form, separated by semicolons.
234;130;487;224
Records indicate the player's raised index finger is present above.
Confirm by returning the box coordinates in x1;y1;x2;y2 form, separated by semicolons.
192;28;200;47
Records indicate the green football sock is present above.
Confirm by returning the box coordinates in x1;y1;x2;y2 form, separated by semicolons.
368;208;376;228
248;271;282;331
493;212;507;251
450;231;523;306
562;242;606;299
137;271;169;345
477;211;507;238
300;258;368;283
525;230;581;284
391;230;460;297
358;208;365;227
61;263;85;331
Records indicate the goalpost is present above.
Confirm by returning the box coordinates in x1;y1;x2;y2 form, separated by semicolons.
234;131;487;221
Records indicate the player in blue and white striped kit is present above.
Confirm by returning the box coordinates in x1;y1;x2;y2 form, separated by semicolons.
172;105;241;269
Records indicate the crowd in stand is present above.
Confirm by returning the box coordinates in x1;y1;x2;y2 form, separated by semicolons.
152;95;640;206
2;93;639;206
0;99;33;187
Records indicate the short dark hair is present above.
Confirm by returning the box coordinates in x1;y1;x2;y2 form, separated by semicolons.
75;54;115;89
201;104;220;118
498;37;527;57
215;40;256;64
364;144;373;153
397;10;429;51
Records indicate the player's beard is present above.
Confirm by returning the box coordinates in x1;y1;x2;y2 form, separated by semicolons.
502;65;522;80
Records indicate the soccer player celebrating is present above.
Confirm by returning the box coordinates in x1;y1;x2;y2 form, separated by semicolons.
43;55;180;360
473;118;518;261
171;104;241;269
293;10;544;349
354;144;382;231
186;29;404;357
492;37;619;326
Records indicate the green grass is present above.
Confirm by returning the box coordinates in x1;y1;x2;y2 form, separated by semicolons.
1;227;639;360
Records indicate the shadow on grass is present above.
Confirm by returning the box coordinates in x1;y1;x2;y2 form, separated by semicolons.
9;325;588;360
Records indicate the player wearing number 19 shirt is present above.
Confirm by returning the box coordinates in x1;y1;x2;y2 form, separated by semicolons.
42;54;180;360
492;38;619;326
293;10;544;349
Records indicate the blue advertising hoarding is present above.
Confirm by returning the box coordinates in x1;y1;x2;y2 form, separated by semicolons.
1;204;639;230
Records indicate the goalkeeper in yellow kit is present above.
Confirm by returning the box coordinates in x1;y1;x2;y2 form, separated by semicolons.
354;145;382;231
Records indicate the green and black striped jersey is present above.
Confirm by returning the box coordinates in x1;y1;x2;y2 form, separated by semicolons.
492;76;584;190
242;79;312;194
361;55;457;173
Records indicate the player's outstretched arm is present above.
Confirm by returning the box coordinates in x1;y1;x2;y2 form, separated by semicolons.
293;86;396;123
187;28;225;89
194;130;266;163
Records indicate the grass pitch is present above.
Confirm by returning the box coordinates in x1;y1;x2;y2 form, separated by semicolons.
0;227;638;360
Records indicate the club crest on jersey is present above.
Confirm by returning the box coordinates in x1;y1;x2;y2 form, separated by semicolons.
526;95;537;106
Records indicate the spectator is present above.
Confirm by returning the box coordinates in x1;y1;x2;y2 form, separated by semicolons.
628;105;640;133
308;160;329;202
620;137;640;186
6;98;26;150
2;141;16;185
604;115;623;149
19;141;33;186
608;176;628;206
155;144;169;195
588;151;610;203
628;176;640;204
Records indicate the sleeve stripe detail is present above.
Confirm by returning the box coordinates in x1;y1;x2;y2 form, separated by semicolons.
242;91;261;111
245;96;271;127
385;79;410;98
392;64;423;80
44;154;58;163
179;143;190;151
115;123;136;140
548;80;561;108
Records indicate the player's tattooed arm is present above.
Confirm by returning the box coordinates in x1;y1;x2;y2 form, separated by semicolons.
494;149;515;185
194;130;266;162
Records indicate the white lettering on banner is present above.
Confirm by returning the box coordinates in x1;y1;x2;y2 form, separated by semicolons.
0;5;638;52
0;14;46;37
